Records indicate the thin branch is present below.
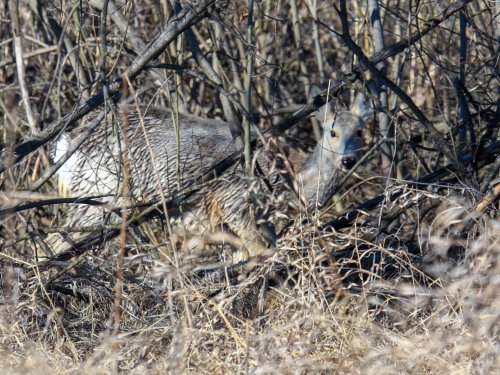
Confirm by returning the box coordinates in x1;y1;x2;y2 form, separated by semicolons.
244;0;255;174
114;101;130;334
0;196;109;218
0;45;58;68
10;0;37;130
368;0;393;177
89;0;145;53
307;0;325;81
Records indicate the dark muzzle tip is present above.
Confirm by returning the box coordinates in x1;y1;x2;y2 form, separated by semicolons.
342;157;357;170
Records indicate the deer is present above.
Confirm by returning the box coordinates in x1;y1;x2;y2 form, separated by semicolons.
50;86;372;261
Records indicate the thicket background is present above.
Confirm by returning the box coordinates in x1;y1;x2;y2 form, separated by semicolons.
0;0;499;373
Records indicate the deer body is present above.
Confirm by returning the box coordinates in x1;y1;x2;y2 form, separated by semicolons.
53;93;370;259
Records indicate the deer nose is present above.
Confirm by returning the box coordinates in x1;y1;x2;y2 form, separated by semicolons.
341;157;357;170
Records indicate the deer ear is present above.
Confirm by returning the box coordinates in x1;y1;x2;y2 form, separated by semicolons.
308;84;333;126
351;92;373;122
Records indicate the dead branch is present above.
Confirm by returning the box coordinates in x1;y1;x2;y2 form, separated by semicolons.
0;196;109;219
9;0;37;130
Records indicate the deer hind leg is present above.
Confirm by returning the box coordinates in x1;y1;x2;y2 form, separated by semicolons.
178;216;268;264
213;206;266;260
210;179;275;261
177;181;274;263
175;209;246;264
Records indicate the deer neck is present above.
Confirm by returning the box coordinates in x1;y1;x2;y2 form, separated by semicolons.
296;145;340;210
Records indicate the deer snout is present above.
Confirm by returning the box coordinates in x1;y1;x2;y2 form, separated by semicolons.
341;156;357;170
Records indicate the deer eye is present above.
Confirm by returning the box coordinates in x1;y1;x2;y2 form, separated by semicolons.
330;129;337;138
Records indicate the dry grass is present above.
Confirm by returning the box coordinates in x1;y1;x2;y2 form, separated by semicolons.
1;199;499;374
1;1;499;374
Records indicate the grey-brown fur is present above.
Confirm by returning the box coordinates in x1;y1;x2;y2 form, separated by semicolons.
53;94;372;259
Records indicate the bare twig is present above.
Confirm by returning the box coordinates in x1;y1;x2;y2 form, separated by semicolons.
114;103;130;334
291;0;321;140
244;0;255;174
9;0;37;130
0;45;57;69
172;1;243;146
307;0;325;81
89;0;145;53
0;195;109;219
475;183;500;214
368;0;393;177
